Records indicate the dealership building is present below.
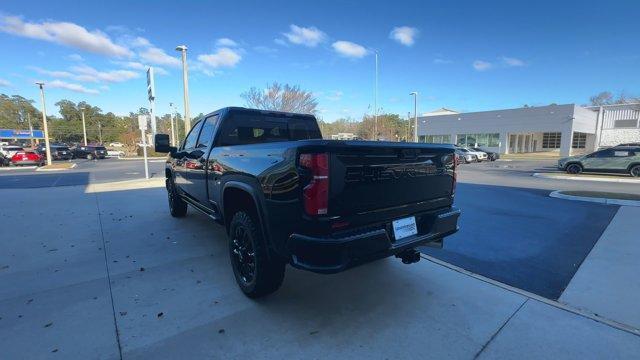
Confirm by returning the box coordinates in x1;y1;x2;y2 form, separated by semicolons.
417;103;640;156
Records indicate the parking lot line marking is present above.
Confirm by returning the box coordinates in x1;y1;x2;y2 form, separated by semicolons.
420;254;640;338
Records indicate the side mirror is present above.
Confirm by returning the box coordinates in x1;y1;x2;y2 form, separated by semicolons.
155;134;176;154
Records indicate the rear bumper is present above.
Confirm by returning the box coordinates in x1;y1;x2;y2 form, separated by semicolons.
287;207;460;274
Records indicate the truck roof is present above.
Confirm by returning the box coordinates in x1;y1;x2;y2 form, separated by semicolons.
201;107;317;120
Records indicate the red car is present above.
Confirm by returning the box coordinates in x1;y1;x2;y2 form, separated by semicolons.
11;151;45;166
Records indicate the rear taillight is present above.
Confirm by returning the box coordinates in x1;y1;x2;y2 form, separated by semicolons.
452;159;457;195
299;153;329;216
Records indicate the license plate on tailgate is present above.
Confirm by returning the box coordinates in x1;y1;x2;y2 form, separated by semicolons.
392;216;418;240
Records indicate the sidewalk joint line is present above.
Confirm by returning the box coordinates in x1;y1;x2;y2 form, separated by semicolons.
94;194;124;360
421;254;640;338
474;298;528;359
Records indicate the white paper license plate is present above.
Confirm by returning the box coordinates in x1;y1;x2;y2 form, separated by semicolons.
392;216;418;240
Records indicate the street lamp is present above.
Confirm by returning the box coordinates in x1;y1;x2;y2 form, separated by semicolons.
175;45;191;134
169;102;176;146
374;50;379;140
410;92;418;142
35;82;52;166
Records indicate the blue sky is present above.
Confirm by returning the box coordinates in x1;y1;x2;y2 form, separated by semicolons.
1;0;639;121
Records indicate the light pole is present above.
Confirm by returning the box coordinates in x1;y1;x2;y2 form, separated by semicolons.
81;111;88;146
410;92;418;142
169;102;176;146
35;82;52;166
374;50;378;140
176;45;191;134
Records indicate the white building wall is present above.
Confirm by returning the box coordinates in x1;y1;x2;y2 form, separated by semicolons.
417;104;593;155
599;129;640;147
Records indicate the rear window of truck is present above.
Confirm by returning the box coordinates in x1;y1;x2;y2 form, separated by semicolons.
218;112;321;146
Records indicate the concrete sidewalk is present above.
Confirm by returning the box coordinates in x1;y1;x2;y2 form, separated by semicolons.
560;206;640;331
1;184;639;359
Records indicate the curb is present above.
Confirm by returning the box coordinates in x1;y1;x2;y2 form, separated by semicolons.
549;190;640;207
533;172;640;184
35;163;78;172
117;157;166;161
0;166;37;171
84;177;164;193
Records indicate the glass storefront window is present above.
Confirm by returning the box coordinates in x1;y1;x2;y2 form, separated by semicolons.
457;133;500;147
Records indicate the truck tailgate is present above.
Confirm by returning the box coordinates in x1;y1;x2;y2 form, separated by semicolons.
327;142;455;216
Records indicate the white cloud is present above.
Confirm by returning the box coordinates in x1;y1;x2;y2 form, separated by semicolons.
0;15;131;57
216;38;238;47
283;25;326;47
0;79;11;87
138;47;181;67
390;26;419;46
117;61;147;70
325;91;343;101
472;60;492;71
129;36;151;48
253;46;277;54
29;66;74;79
332;41;368;59
47;80;99;94
153;66;169;75
197;48;242;68
501;56;525;67
274;38;288;47
70;65;139;83
67;54;84;61
115;61;169;75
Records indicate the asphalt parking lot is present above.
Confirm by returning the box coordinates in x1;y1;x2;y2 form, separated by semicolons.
1;157;639;358
422;159;630;299
0;158;165;188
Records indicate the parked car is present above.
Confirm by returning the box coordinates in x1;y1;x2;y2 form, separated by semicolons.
109;142;125;147
0;152;10;167
72;145;107;159
471;147;500;161
0;145;24;158
107;149;125;157
460;147;488;162
36;144;73;160
455;148;477;163
154;107;460;298
11;151;44;166
558;146;640;177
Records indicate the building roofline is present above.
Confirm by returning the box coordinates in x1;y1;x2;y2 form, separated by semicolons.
418;103;575;118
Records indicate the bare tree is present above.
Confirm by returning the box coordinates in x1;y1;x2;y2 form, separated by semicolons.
589;91;639;106
241;82;318;114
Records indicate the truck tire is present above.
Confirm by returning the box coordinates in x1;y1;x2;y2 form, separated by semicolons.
167;178;187;217
229;211;285;298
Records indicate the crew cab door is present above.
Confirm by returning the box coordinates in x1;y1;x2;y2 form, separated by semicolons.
185;114;219;206
174;120;203;190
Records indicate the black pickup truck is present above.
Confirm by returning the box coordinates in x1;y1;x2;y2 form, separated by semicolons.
155;107;460;298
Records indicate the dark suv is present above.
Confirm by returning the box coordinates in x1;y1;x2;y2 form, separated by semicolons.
72;145;107;160
36;144;73;160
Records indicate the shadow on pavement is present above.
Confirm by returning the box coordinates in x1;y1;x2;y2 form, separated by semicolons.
0;171;90;189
